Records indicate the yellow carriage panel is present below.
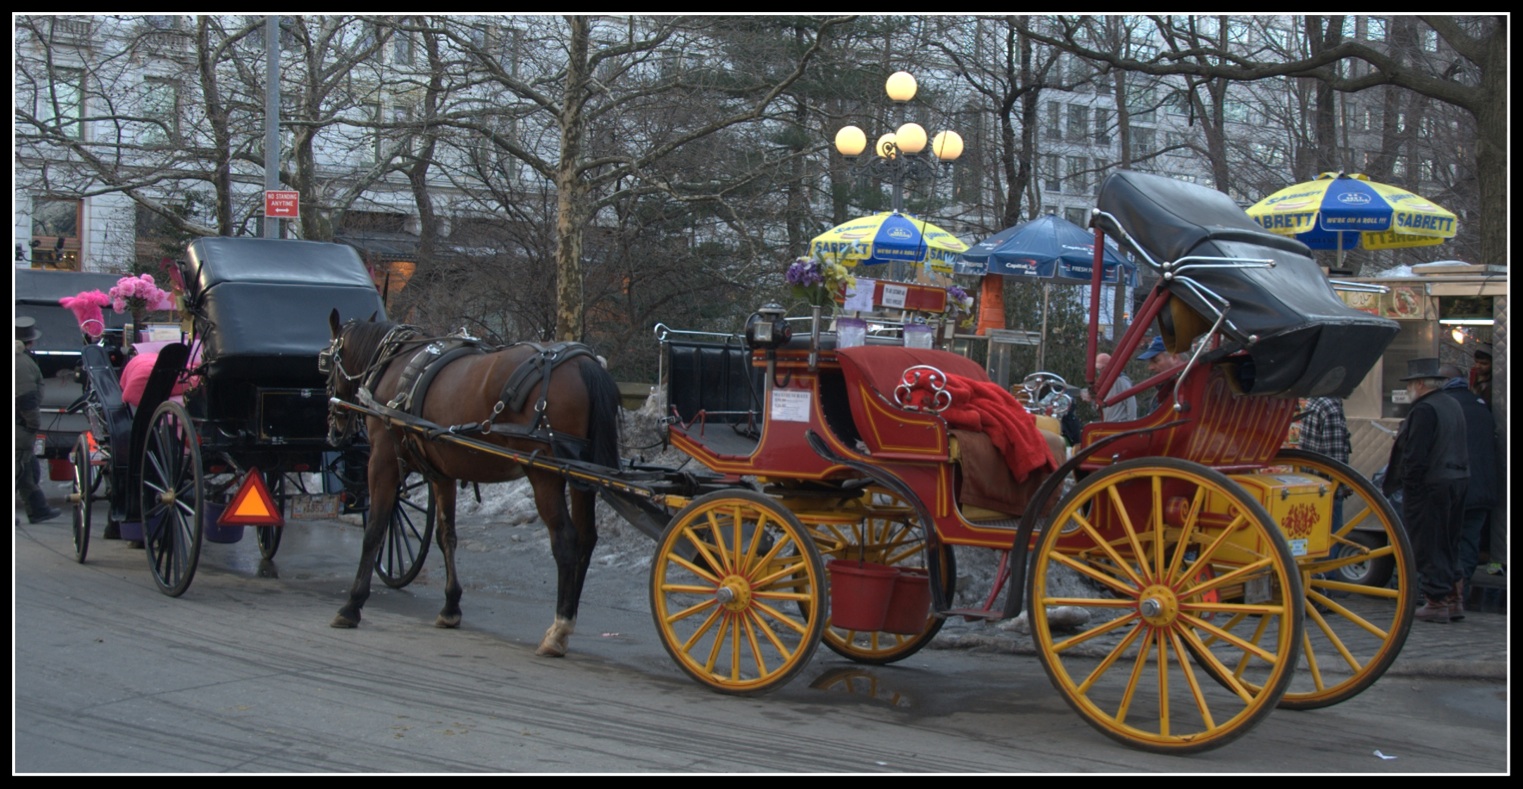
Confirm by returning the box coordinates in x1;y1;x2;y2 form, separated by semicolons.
1208;473;1333;561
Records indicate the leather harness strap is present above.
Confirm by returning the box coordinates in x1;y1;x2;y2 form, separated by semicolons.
499;341;598;413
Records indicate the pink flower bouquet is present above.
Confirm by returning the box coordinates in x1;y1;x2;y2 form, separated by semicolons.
108;273;174;317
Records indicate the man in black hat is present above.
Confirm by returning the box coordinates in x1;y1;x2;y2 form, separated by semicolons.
1382;357;1469;622
15;317;61;524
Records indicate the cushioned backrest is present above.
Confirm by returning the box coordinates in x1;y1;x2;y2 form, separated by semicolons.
665;340;761;424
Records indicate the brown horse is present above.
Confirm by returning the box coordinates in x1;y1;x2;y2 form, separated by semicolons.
322;310;621;656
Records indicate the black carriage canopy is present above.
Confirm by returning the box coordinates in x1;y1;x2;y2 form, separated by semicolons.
1095;170;1399;399
181;237;387;382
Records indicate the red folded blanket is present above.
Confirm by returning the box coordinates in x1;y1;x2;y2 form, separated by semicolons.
904;373;1057;482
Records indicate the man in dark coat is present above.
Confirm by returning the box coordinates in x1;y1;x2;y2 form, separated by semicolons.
1439;363;1502;614
16;317;61;524
1383;358;1469;623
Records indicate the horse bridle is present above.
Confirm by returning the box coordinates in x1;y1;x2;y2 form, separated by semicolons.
322;321;424;447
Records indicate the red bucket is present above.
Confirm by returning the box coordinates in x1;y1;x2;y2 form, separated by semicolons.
881;568;933;635
827;560;898;632
49;457;74;481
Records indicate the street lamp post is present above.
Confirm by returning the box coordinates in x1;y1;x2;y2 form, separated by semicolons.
833;71;964;279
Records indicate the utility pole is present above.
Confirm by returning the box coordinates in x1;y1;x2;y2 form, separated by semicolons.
263;16;281;239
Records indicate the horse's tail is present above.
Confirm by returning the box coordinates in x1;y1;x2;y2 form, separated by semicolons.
578;356;623;469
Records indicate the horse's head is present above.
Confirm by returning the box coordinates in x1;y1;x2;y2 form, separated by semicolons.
323;308;371;447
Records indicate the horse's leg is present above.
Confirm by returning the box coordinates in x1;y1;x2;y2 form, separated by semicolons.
568;485;599;617
332;437;398;628
532;473;597;657
433;481;463;628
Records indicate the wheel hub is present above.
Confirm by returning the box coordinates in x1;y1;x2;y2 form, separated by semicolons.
715;576;752;612
1138;584;1179;625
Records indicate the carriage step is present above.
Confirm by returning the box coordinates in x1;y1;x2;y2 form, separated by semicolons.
940;607;1007;623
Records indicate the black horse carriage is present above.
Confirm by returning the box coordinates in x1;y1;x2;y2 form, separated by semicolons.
69;238;434;596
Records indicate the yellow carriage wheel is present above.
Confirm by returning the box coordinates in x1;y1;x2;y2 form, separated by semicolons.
1028;458;1302;754
1263;449;1415;709
649;491;826;695
806;489;955;665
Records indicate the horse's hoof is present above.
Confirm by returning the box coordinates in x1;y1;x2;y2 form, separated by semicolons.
331;614;359;629
536;618;573;656
434;614;461;629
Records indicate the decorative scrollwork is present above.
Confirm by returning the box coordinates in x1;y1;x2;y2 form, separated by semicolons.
1016;371;1073;418
894;365;952;413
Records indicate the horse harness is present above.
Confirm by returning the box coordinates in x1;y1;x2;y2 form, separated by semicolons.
346;326;599;478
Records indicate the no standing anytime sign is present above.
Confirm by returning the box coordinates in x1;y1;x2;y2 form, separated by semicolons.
265;190;300;219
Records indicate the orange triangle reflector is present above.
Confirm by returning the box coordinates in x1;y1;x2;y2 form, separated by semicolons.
220;467;284;526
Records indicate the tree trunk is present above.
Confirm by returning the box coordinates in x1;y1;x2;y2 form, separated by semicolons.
553;18;591;342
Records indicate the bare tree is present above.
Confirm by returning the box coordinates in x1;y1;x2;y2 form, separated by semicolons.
434;15;851;341
1016;14;1505;268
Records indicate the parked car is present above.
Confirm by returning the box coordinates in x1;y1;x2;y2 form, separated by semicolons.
15;268;131;465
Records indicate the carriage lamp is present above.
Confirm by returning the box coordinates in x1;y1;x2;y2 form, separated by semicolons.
746;303;791;350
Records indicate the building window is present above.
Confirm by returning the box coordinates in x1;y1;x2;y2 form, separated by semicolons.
1043;154;1062;192
1094;108;1112;144
1224;98;1250;124
1065;207;1088;227
1067;156;1089;194
373;101;417;163
1126;85;1156;124
39;67;85;140
140;78;179;146
1044;101;1062;141
1133;127;1156;158
1067;104;1089;142
30;198;82;270
393;32;414;65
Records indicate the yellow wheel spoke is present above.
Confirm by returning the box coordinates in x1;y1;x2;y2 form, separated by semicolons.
1167;627;1216;730
1076;621;1145;694
1049;552;1142;598
1051;612;1140;653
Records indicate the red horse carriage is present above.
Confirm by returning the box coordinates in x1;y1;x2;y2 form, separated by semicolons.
328;170;1411;754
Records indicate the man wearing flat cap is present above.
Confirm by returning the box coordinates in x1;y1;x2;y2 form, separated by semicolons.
16;317;61;524
1383;357;1469;623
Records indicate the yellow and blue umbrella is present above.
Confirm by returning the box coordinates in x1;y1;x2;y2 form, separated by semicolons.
1246;171;1457;261
810;211;969;274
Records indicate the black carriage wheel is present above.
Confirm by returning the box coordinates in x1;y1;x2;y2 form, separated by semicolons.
809;489;956;666
140;401;205;597
71;432;96;564
257;469;286;560
375;472;435;589
1028;458;1302;755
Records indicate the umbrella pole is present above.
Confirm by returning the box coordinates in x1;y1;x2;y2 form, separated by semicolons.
1038;283;1050;370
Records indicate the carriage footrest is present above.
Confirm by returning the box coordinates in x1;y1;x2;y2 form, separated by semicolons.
940;607;1007;623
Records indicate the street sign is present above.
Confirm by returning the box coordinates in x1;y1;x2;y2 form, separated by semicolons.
264;190;300;219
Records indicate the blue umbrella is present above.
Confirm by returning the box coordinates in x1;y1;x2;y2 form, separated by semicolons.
955;214;1138;286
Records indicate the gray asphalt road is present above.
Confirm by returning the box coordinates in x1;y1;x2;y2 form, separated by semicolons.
12;501;1509;774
